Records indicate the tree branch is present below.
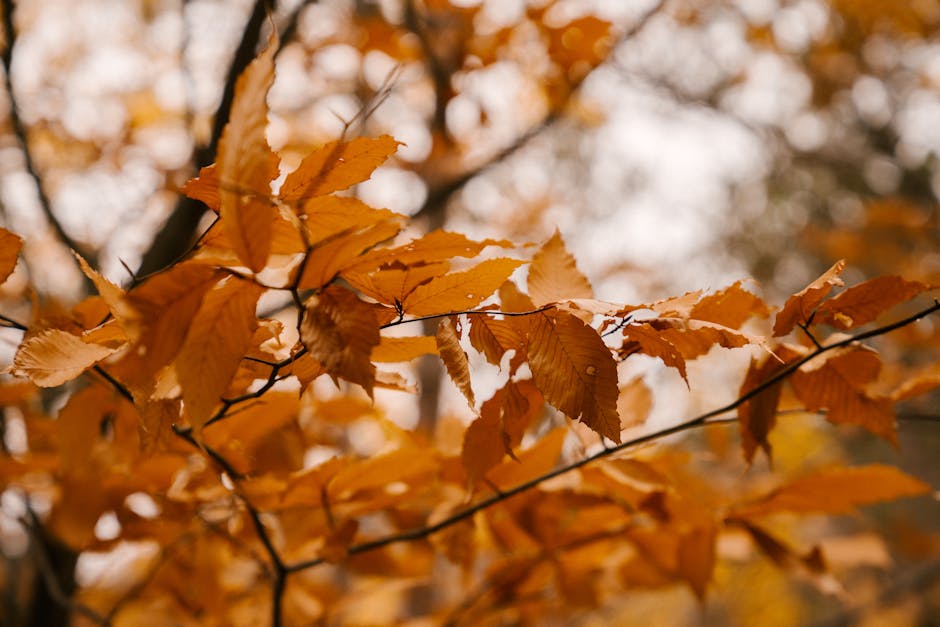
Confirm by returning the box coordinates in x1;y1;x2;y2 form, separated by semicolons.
285;300;940;573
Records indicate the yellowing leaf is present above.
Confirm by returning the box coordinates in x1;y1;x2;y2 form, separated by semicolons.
815;275;934;330
734;464;930;518
344;261;450;306
74;252;125;320
300;285;380;396
280;135;400;201
10;329;118;387
175;277;264;430
621;322;687;381
302;195;402;244
117;264;221;385
790;346;896;444
690;281;770;329
437;316;475;407
216;35;280;272
181;164;221;212
468;315;526;372
773;260;846;336
371;335;438;362
527;229;592;307
351;230;513;270
462;407;510;488
527;309;620;442
0;227;23;284
403;258;525;316
297;221;401;290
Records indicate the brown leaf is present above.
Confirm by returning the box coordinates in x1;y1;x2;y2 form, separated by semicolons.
690;281;770;329
300;285;380;396
737;351;790;464
815;275;935;330
0;227;23;284
216;34;280;271
344;261;450;306
297;220;401;290
527;230;593;306
371;335;438;362
74;252;125;320
677;524;717;600
301;195;402;243
621;322;687;381
773;260;846;336
175;277;264;430
790;346;896;444
655;319;754;360
891;362;940;401
617;376;653;428
10;329;118;387
403;258;525;316
528;309;620;442
181;164;220;212
462;405;510;488
280;135;400;201
437;316;475;407
138;398;181;455
734;464;930;518
468;315;526;372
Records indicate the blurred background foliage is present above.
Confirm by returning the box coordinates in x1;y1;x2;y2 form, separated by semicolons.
1;0;939;624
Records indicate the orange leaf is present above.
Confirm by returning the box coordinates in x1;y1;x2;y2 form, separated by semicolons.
138;398;181;455
352;229;514;270
302;195;402;244
10;329;118;387
403;258;525;316
117;264;221;385
690;281;770;329
773;260;846;336
815;275;934;330
527;229;592;307
655;319;754;359
437;316;475;407
280;135;400;201
468;315;526;372
327;447;438;502
737;352;789;464
734;464;930;518
344;261;450;306
621;322;687;381
678;524;717;600
462;406;510;488
892;362;940;401
216;34;280;271
790;346;896;444
371;335;438;362
0;227;23;284
527;309;620;442
617;376;653;428
175;277;264;430
300;285;380;396
74;252;125;320
487;427;567;489
181;164;220;212
297;221;401;290
282;352;325;393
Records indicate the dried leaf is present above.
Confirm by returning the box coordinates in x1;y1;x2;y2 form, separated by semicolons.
216;34;280;271
462;406;510;488
181;164;221;212
344;262;450;306
351;230;513;271
301;285;380;396
773;260;846;336
734;464;930;518
297;221;401;290
527;230;592;307
815;275;934;330
617;376;653;428
280;135;400;201
10;329;118;387
690;281;770;329
74;252;125;320
737;352;790;464
677;524;717;600
437;316;474;407
176;277;264;430
790;346;896;444
892;362;940;401
0;227;23;284
468;315;526;372
372;335;438;362
528;309;620;442
404;258;525;316
622;322;687;381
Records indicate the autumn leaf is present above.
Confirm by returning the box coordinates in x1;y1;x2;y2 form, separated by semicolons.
181;164;221;212
527;309;620;442
0;227;23;284
296;220;402;290
74;252;125;320
279;135;400;202
690;281;770;329
344;261;450;306
621;322;687;381
814;275;934;329
468;314;526;372
773;260;846;336
372;335;438;362
9;329;118;387
617;376;653;428
216;33;280;272
733;465;930;518
175;277;264;430
789;346;896;443
300;285;380;396
462;407;510;488
302;195;402;244
403;258;525;315
349;230;514;271
677;524;717;600
527;229;592;306
437;316;475;407
736;348;797;464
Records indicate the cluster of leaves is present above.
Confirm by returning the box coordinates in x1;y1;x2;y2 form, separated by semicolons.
1;37;939;626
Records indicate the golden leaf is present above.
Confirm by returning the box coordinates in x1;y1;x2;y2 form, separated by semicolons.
690;281;770;329
300;285;380;396
175;277;264;430
10;329;118;387
403;258;525;316
297;220;401;290
279;135;400;201
815;275;934;330
773;259;846;336
437;316;475;407
371;335;438;362
216;34;280;272
527;229;592;307
528;309;620;442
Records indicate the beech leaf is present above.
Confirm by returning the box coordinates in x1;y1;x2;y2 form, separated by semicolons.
0;227;23;285
372;335;438;362
403;258;525;316
280;135;400;201
690;281;770;329
437;316;475;407
10;329;118;387
527;229;593;307
815;275;935;330
773;260;846;336
527;309;620;442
